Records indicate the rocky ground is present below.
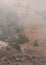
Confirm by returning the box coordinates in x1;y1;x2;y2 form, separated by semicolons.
0;49;46;65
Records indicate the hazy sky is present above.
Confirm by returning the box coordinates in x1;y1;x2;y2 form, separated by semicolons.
0;0;46;27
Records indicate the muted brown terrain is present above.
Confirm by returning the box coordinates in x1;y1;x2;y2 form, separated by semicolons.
0;49;46;65
0;27;46;65
21;25;46;56
0;0;46;65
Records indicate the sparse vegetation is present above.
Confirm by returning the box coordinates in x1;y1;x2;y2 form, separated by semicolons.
5;46;11;50
18;33;29;44
15;43;21;52
33;40;39;46
8;33;29;51
0;1;46;65
0;7;29;52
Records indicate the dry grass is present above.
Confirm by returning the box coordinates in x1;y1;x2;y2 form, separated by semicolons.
20;26;46;56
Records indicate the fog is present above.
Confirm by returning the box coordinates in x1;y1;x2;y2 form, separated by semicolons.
0;0;46;41
0;0;46;27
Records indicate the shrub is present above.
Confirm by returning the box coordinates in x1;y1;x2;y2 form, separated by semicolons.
33;40;39;46
5;46;11;50
15;43;21;52
8;41;21;52
18;34;29;44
